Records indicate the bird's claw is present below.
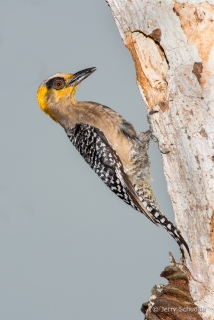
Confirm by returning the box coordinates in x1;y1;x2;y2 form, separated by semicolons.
147;110;159;126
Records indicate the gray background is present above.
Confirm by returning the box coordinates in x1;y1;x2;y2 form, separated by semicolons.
0;1;178;319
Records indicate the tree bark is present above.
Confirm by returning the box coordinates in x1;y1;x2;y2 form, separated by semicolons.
106;1;214;319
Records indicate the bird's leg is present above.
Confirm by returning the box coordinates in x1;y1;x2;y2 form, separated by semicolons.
147;110;170;154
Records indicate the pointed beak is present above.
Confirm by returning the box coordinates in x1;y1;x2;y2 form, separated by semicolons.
68;67;96;86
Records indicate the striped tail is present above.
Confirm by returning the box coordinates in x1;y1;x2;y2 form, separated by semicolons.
150;207;191;259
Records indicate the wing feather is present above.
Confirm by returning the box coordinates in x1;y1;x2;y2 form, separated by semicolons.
66;123;157;224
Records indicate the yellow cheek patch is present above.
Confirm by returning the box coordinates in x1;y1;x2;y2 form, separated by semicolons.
37;86;48;112
37;85;58;122
54;87;73;100
53;86;78;103
37;80;78;122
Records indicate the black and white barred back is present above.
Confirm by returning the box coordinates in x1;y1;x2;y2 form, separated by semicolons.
66;123;190;259
66;124;139;208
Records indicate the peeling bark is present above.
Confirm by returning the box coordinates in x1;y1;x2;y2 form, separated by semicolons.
125;30;169;112
142;254;203;320
106;0;214;319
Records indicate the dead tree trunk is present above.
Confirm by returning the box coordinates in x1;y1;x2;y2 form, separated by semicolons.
106;1;214;319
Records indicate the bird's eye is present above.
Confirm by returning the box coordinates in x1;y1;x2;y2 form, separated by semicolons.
53;79;65;90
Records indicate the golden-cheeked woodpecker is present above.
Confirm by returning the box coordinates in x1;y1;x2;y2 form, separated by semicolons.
37;67;190;259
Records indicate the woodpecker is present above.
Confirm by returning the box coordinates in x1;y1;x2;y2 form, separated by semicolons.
37;67;190;259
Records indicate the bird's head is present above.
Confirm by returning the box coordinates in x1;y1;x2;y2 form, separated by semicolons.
37;67;96;121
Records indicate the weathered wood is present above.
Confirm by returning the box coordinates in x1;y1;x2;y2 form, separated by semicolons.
142;254;203;320
106;1;214;319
